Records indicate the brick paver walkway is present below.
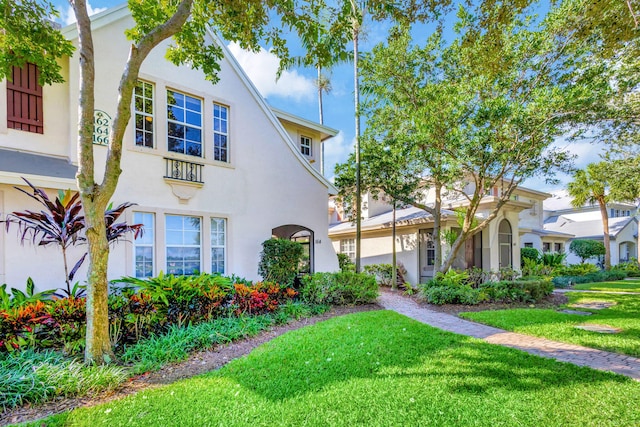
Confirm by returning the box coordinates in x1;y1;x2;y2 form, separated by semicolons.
378;290;640;381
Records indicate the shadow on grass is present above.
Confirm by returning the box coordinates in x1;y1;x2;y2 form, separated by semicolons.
213;310;630;402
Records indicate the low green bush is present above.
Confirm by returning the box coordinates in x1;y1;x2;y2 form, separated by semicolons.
520;247;540;265
258;238;304;286
615;258;640;277
299;272;378;306
555;263;599;277
552;269;627;288
337;253;355;272
480;279;553;303
0;349;126;411
363;264;393;286
420;285;483;305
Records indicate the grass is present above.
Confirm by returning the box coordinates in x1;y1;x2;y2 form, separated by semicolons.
26;311;640;427
0;349;127;411
573;279;640;292
461;292;640;357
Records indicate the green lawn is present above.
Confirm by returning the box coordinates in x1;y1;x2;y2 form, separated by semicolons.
461;292;640;357
26;311;639;427
573;279;640;292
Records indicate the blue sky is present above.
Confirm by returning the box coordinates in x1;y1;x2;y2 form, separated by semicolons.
53;1;603;193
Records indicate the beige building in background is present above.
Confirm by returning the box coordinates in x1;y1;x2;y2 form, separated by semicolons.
0;5;338;292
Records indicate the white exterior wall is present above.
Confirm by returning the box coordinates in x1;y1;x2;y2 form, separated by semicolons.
280;122;323;173
0;10;338;292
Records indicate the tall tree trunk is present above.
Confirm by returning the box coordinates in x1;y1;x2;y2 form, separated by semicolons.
392;201;397;290
598;197;611;269
353;26;362;273
433;183;442;271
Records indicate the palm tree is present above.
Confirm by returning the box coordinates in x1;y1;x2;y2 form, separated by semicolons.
567;163;612;269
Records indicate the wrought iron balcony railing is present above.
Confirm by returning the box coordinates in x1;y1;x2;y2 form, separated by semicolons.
164;157;204;184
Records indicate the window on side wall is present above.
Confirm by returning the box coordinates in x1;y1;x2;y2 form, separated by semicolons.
7;63;43;133
554;243;562;253
166;214;201;275
213;103;229;162
542;242;551;253
211;217;226;274
524;242;533;248
134;81;154;148
133;212;155;278
167;90;202;157
300;135;312;156
340;238;356;263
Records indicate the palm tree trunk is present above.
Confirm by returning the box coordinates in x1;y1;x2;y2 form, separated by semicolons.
598;197;611;269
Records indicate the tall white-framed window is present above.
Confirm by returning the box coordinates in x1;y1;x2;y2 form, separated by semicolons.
213;103;229;162
134;81;154;148
133;212;154;278
167;90;202;157
340;238;356;262
300;135;312;156
166;214;201;275
211;218;226;274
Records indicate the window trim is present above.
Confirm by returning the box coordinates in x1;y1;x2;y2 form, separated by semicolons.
210;217;226;274
133;212;155;278
167;89;203;158
300;135;312;157
165;214;202;275
213;102;229;162
134;80;155;148
340;238;356;263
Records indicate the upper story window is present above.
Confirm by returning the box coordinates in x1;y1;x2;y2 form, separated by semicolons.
300;135;312;156
167;90;202;157
134;81;154;148
213;103;229;162
7;63;43;134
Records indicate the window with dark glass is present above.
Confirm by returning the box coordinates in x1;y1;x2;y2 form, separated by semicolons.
167;90;202;157
134;81;154;147
213;103;229;162
300;135;312;156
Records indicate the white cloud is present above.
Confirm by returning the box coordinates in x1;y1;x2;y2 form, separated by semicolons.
61;2;107;26
227;42;315;102
323;131;354;180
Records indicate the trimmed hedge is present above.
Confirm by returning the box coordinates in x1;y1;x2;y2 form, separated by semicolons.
552;269;627;288
480;279;554;303
299;272;378;306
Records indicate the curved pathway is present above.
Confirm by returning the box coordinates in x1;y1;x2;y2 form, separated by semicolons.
378;290;640;381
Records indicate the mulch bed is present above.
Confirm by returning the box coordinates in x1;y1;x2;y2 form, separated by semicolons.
1;304;381;427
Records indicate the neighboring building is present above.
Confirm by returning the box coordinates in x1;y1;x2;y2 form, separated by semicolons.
329;184;548;285
541;190;638;265
0;5;339;292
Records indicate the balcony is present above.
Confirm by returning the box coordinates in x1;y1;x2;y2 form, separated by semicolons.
163;158;204;204
164;157;204;183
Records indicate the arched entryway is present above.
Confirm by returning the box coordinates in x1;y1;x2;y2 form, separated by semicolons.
619;241;637;263
498;219;512;269
272;225;314;274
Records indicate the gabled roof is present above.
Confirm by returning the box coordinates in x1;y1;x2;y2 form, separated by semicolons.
544;214;637;239
544;189;637;212
61;4;338;195
271;107;338;141
329;205;457;235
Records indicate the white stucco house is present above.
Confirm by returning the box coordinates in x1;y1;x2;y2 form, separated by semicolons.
539;190;638;265
329;184;551;285
0;5;339;292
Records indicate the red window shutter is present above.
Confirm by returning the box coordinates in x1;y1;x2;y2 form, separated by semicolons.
6;63;44;134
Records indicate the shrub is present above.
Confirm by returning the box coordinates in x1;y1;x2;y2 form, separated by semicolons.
569;239;606;263
363;264;393;286
616;258;640;277
232;282;297;315
337;253;355;272
299;272;378;305
541;252;566;267
520;247;540;265
466;267;491;287
521;257;555;277
420;285;483;305
555;263;599;277
480;279;553;303
552;269;627;288
258;239;304;286
421;269;470;289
